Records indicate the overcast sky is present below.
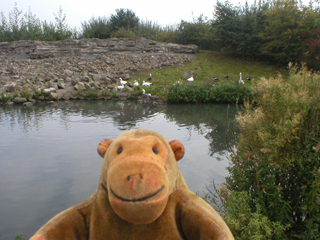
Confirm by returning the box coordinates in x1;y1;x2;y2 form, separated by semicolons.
1;0;313;30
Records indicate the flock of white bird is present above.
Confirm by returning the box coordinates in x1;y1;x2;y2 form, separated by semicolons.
116;72;249;96
116;73;153;96
187;72;248;85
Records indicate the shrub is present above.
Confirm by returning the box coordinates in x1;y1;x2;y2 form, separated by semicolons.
227;64;320;238
111;27;136;38
0;91;12;102
166;83;252;103
85;87;99;99
111;90;119;98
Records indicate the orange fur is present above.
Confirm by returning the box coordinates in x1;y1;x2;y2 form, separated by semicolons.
30;129;234;240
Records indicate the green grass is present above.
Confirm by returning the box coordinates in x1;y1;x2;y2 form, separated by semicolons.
130;50;288;100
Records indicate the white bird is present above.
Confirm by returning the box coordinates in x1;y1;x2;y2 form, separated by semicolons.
119;78;127;85
142;81;152;86
142;89;151;96
238;72;244;85
187;76;194;82
117;85;124;90
44;87;56;94
133;80;139;86
146;73;152;81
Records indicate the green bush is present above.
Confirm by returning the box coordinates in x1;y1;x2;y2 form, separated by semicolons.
0;91;12;102
15;233;26;240
227;64;320;238
223;191;288;239
166;83;252;103
85;87;99;99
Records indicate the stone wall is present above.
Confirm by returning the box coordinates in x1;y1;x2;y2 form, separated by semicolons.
0;38;198;104
0;38;199;59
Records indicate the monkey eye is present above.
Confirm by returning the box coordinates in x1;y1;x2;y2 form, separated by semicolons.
117;147;123;154
152;147;159;154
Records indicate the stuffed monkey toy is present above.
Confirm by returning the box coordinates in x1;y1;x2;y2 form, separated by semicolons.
30;129;234;240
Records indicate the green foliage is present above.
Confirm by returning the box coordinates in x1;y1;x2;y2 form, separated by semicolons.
213;191;288;239
85;87;99;99
101;89;110;97
0;91;12;102
111;89;119;98
166;82;252;103
111;27;136;38
19;85;33;99
135;20;163;40
15;233;26;240
177;15;214;49
227;64;320;238
32;87;44;99
259;0;309;64
81;16;111;39
109;9;139;32
213;1;267;59
0;3;76;42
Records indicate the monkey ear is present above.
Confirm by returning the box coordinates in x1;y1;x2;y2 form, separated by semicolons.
169;140;185;161
97;139;113;158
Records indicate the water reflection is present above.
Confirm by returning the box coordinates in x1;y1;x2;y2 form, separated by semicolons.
0;100;238;239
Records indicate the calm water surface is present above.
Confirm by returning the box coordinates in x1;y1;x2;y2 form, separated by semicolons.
0;100;238;239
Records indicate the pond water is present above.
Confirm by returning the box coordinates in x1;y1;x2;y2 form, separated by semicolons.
0;100;239;239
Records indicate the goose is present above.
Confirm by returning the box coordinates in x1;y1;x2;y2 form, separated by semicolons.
142;89;151;96
187;76;194;82
146;73;152;81
133;80;139;86
44;87;56;94
224;75;229;79
238;72;244;85
119;78;127;85
212;77;219;81
117;84;124;90
142;81;152;86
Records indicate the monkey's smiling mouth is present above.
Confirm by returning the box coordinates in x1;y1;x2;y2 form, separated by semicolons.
110;186;165;203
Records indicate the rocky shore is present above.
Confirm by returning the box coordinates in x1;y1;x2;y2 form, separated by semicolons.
0;38;198;105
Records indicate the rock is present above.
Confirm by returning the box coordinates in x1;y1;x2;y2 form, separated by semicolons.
23;101;33;107
5;83;16;92
74;82;86;90
71;78;79;85
64;70;73;77
0;38;198;102
49;92;58;100
81;75;90;82
57;82;65;89
89;74;101;81
13;97;27;103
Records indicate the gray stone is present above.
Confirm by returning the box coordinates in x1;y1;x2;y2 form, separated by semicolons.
57;82;65;89
13;97;27;103
49;92;58;100
5;83;16;92
23;101;33;107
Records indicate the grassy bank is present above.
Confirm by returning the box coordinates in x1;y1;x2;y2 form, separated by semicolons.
132;51;287;102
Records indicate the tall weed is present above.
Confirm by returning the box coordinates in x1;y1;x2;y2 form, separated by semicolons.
227;64;320;238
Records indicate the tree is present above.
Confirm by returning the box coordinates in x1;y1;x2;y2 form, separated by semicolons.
177;15;214;49
81;16;111;39
259;0;309;64
53;6;73;40
109;9;139;32
212;0;267;58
